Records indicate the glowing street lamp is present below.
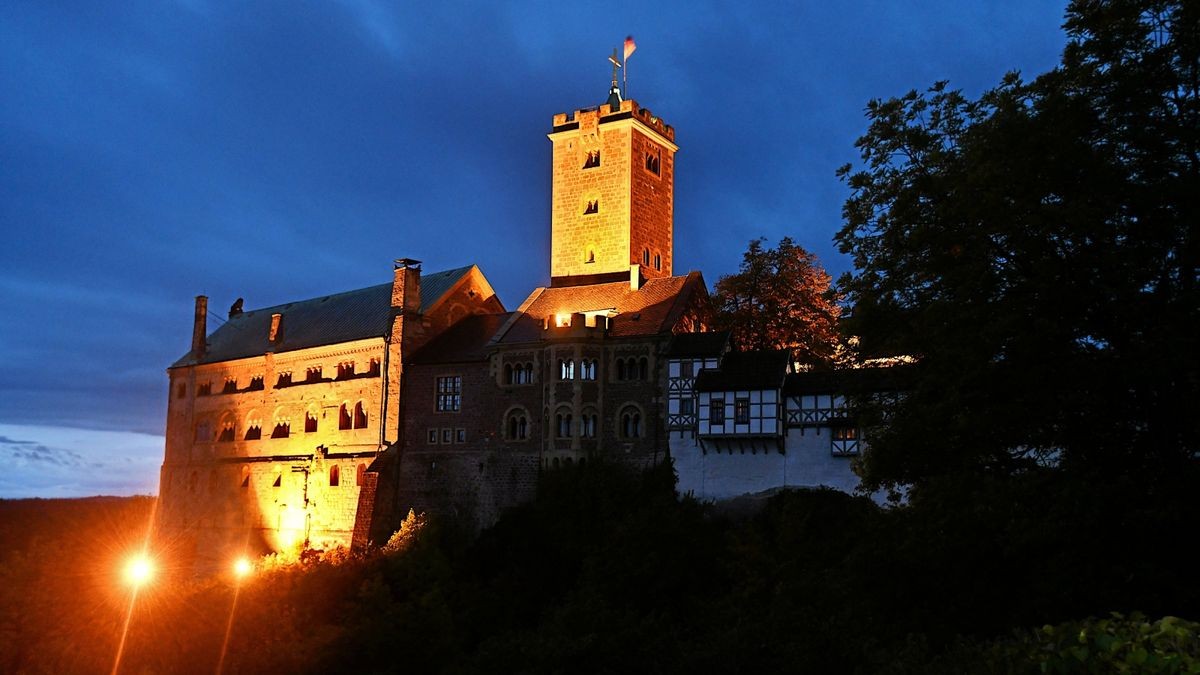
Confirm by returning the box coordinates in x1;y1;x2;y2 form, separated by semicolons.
123;555;154;587
232;557;253;580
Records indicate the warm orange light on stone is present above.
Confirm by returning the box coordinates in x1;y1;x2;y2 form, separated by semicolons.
232;556;253;579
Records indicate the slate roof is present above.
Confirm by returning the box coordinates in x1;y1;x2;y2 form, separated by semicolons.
694;350;791;392
493;271;707;344
172;266;475;368
667;331;731;358
784;365;915;396
409;312;514;364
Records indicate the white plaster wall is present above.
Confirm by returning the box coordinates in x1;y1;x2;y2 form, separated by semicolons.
671;427;862;501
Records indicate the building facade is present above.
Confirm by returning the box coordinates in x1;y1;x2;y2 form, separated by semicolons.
158;84;882;560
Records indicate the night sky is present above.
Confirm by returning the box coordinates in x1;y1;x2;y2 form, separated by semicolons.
0;0;1067;497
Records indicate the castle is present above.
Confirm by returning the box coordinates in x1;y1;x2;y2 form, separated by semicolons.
157;79;882;561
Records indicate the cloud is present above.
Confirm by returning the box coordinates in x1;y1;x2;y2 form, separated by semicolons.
0;423;162;498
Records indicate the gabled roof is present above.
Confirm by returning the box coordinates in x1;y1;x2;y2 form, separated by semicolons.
784;365;915;396
667;331;731;358
695;350;791;392
493;271;708;344
172;266;476;368
409;312;514;364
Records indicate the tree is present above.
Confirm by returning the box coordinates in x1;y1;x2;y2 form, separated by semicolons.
835;0;1199;491
712;237;842;363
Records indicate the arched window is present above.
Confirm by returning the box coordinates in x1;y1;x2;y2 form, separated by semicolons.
559;359;574;380
616;358;627;380
244;414;262;440
580;359;597;381
305;410;318;433
638;357;649;380
506;409;529;440
271;420;290;439
329;465;340;487
643;249;650;266
580;411;598;438
217;415;235;443
585;248;595;263
356;463;367;486
654;253;662;271
339;403;352;430
353;401;368;429
525;362;535;383
556;412;573;439
620;406;642;439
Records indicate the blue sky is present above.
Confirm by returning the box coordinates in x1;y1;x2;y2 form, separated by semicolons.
0;0;1068;497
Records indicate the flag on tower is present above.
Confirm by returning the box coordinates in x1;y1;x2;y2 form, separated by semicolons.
624;36;636;60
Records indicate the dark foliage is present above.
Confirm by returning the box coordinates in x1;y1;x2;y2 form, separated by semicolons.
835;0;1200;491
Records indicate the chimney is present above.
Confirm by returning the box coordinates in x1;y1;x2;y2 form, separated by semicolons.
269;313;283;344
192;295;208;357
392;258;422;313
630;264;642;291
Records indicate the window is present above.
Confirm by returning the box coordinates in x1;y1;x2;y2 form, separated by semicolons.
504;363;513;384
218;422;235;443
194;420;213;443
734;398;751;424
428;428;439;444
271;421;290;439
456;428;466;443
559;359;574;380
581;412;598;439
507;411;528;440
244;423;262;441
272;474;281;488
643;249;650;266
441;428;453;444
248;376;264;391
353;401;368;428
556;412;573;438
356;463;367;486
585;248;595;263
337;362;355;380
583;150;600;169
831;426;860;456
241;474;250;488
645;150;661;175
580;359;597;381
654;253;661;271
436;376;462;412
305;411;318;433
198;382;212;396
710;399;725;425
329;465;340;487
680;398;695;416
584;199;599;215
339;404;352;430
638;357;649;380
305;367;322;383
620;407;642;439
222;378;237;394
276;372;292;387
833;426;858;441
367;359;381;376
616;359;626;380
680;361;694;378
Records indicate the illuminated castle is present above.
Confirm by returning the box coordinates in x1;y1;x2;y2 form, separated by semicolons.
158;76;874;561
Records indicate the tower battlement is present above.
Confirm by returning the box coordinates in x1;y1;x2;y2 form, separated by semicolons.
551;99;675;142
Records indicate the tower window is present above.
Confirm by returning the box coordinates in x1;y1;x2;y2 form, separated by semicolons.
654;253;661;271
584;199;599;215
556;412;573;439
643;249;650;266
583;150;600;169
620;407;642;439
271;421;290;439
329;465;340;487
305;411;318;433
645;150;661;175
354;401;368;428
506;410;529;440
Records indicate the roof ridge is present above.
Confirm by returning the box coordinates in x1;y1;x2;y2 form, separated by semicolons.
233;265;472;317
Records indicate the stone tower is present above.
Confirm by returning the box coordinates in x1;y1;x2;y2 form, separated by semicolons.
548;95;677;284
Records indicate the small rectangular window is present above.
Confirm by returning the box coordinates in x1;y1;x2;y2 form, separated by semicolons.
680;398;695;415
710;399;725;425
735;398;750;424
428;429;439;444
455;428;466;443
441;428;453;444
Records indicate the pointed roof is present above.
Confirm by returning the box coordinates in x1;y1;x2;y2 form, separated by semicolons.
172;266;476;368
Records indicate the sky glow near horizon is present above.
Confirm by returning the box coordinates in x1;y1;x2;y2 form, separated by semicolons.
0;0;1069;497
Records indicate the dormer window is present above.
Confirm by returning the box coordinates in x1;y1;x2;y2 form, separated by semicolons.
584;199;599;215
583;150;600;169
